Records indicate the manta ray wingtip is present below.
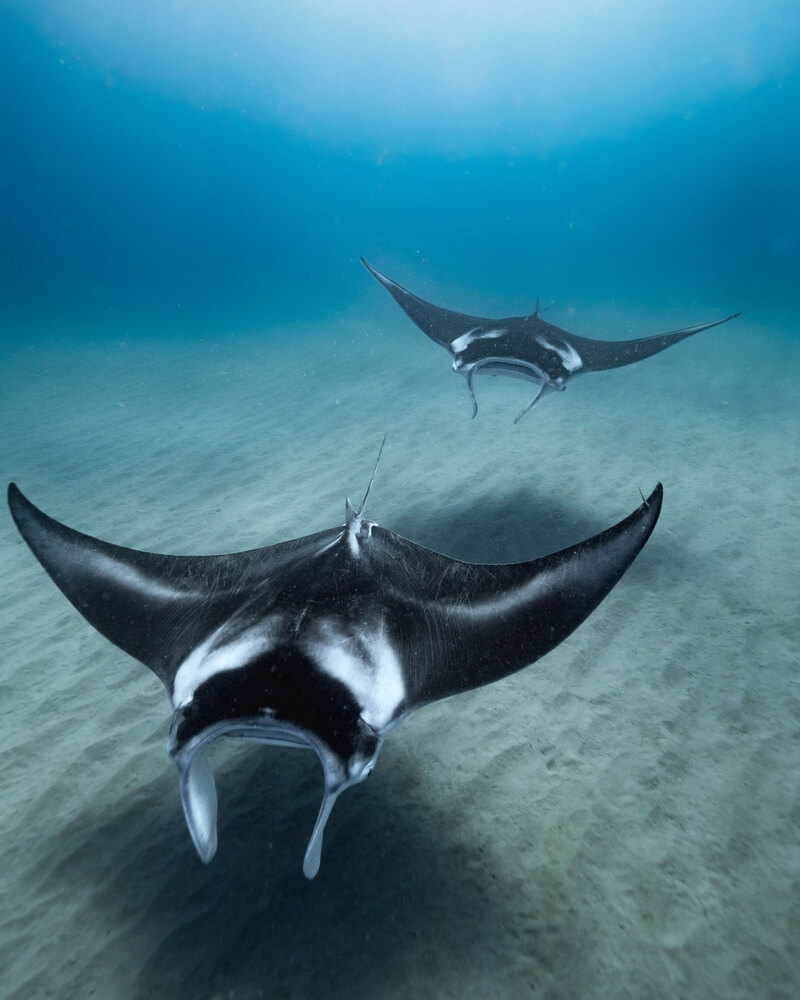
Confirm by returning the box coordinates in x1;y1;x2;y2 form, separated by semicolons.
7;482;27;518
7;482;62;551
640;482;664;514
360;256;380;279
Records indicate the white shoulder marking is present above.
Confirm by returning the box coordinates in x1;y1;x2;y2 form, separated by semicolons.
450;327;508;354
305;620;404;731
536;334;583;372
172;619;279;709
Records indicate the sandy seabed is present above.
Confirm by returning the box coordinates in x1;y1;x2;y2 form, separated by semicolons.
1;303;798;999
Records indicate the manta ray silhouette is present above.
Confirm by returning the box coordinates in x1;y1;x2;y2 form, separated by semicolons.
8;456;662;878
362;257;739;422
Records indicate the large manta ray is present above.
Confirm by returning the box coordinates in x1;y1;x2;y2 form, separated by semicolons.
8;460;662;878
362;258;739;423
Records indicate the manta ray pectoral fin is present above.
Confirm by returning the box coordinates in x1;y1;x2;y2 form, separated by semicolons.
177;747;219;863
361;257;494;350
7;482;312;691
389;482;664;709
576;312;742;373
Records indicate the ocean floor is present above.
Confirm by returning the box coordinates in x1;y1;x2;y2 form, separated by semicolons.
1;302;798;999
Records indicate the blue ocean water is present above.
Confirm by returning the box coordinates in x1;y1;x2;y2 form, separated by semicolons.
2;2;799;338
1;5;799;1000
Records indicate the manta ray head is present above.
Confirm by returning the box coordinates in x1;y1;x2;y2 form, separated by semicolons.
450;325;579;386
449;336;569;421
444;316;596;420
167;629;384;879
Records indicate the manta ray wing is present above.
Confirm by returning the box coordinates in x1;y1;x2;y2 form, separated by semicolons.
361;484;662;709
7;483;341;691
360;255;491;348
563;317;741;374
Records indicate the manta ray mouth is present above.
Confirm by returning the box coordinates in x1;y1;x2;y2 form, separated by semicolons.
170;717;382;880
454;356;564;422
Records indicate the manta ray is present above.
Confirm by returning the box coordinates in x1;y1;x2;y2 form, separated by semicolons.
8;458;662;878
362;258;739;423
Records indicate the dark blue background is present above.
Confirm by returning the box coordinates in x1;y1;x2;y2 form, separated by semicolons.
2;7;798;336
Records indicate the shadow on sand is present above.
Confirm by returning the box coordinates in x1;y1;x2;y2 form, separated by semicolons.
50;737;589;999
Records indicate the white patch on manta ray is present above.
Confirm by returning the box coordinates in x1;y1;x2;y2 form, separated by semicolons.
305;620;404;731
450;327;508;353
172;620;279;709
535;334;583;372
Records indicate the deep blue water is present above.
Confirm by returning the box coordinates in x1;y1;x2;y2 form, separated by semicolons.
2;3;799;339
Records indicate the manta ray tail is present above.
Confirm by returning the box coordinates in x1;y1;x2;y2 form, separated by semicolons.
345;435;386;530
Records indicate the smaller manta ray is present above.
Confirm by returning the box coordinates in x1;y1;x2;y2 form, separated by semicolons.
8;455;662;879
361;257;740;423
